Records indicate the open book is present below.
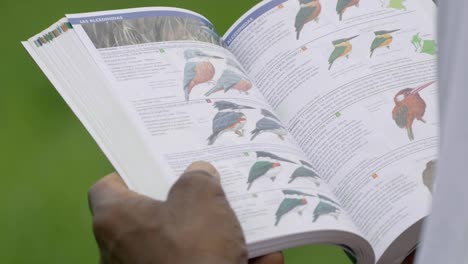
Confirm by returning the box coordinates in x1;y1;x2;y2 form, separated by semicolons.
22;0;438;263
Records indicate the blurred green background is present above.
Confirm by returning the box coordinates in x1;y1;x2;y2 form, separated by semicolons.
1;0;350;263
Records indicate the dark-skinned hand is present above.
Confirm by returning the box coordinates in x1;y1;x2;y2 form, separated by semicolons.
88;161;284;264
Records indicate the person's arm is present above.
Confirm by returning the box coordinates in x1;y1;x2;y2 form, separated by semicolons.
88;161;283;264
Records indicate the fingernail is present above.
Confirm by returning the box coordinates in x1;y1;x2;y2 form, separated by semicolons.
185;161;220;180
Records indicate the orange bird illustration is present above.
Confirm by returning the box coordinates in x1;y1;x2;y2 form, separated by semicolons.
183;49;222;101
336;0;360;21
295;0;322;40
392;81;435;141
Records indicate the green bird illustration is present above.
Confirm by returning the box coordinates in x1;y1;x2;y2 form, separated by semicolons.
275;198;308;226
247;161;282;190
328;35;359;70
282;190;315;197
256;151;295;163
312;200;341;222
370;29;399;58
300;160;314;169
295;0;322;40
336;0;360;21
317;194;339;206
288;166;320;186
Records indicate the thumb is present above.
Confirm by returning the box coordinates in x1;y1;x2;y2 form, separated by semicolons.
167;161;226;205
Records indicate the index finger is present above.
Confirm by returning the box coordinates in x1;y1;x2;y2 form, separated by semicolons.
88;172;137;214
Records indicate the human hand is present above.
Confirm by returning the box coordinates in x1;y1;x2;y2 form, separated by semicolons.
88;161;283;264
402;251;415;264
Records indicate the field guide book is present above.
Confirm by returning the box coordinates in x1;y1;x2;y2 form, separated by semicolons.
22;0;438;263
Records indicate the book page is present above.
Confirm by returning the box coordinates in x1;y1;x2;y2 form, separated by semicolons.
225;0;437;260
64;7;370;258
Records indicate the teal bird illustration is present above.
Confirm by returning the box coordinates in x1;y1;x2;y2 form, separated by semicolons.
261;109;281;122
300;160;314;169
213;101;254;111
312;200;341;222
288;166;320;186
370;29;399;58
295;0;322;40
328;35;359;70
251;118;288;141
247;161;282;190
256;151;295;164
282;190;315;197
204;69;252;97
336;0;360;21
183;49;222;101
317;194;339;206
275;198;308;226
207;111;247;145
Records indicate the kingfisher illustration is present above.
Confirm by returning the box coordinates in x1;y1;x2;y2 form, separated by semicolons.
225;57;248;75
370;29;399;58
328;35;359;70
392;81;435;141
251;118;288;141
261;109;281;122
213;101;254;111
204;69;253;97
256;151;296;164
207;111;247;145
288;166;320;186
282;189;315;197
422;160;437;194
313;199;341;222
183;49;222;101
247;161;282;190
295;0;322;40
336;0;360;21
275;198;308;226
300;160;314;169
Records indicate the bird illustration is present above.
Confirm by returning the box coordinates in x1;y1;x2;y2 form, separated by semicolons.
183;49;222;101
204;69;253;97
213;101;254;111
300;160;314;169
261;109;281;122
256;151;296;163
370;29;399;58
251;118;288;141
336;0;360;21
317;194;340;206
328;35;359;70
282;190;315;197
207;111;247;145
312;200;341;222
225;57;248;75
247;161;282;190
295;0;322;40
392;81;435;141
422;160;437;194
288;166;320;186
275;198;308;226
